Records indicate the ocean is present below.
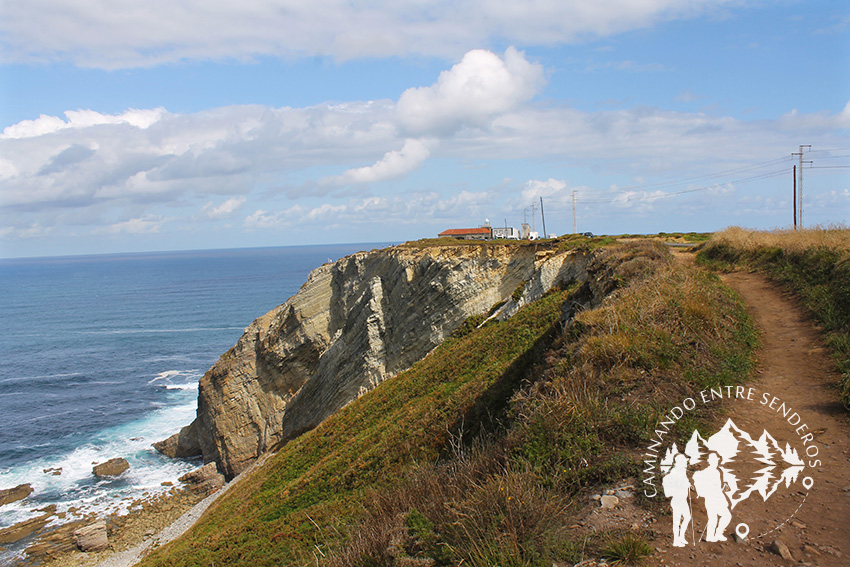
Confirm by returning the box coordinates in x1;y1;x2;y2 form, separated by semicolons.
0;243;384;560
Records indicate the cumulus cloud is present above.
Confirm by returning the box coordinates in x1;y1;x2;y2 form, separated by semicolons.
397;47;544;135
201;196;247;219
2;49;848;248
322;139;433;186
1;108;165;139
244;191;496;231
0;0;737;69
521;179;569;201
96;215;169;235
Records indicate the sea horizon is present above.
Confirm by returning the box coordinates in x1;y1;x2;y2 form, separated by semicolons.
0;242;393;562
0;240;397;262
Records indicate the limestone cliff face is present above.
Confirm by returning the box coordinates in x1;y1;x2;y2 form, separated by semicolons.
159;243;591;478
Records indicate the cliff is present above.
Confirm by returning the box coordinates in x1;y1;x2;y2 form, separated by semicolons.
156;242;592;478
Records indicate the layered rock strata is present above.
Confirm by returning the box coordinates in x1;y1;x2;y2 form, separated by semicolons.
158;243;592;478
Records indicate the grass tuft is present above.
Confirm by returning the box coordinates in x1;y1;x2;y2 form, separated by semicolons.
601;532;653;565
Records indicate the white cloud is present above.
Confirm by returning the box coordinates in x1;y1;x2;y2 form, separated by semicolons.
779;99;850;131
522;179;569;201
322;138;433;186
397;47;544;135
244;191;497;232
1;108;165;139
2;49;848;248
95;216;169;235
0;1;738;69
202;196;247;219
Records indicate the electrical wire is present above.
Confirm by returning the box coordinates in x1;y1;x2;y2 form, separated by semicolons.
572;167;790;206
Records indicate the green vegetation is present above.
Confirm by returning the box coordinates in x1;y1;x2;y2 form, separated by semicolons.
140;281;571;566
698;226;850;409
400;233;618;251
601;533;653;565
616;231;712;243
141;241;757;567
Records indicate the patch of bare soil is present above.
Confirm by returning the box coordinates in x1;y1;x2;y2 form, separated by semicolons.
652;269;850;566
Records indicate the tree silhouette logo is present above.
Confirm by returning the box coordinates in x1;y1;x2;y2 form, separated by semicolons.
658;418;812;546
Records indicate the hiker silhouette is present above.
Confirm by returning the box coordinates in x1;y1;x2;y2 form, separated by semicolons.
693;452;732;542
662;453;692;547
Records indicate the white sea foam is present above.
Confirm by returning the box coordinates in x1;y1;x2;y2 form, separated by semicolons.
0;376;201;533
165;383;199;390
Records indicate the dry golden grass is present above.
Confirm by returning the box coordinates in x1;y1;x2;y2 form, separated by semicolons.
327;242;758;567
699;224;850;410
710;225;850;254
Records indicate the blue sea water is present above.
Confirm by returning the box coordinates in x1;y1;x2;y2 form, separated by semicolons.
0;243;383;557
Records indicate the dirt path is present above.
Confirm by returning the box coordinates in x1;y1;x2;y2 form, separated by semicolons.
653;266;850;566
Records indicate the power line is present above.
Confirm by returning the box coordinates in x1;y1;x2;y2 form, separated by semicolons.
572;167;789;205
609;156;792;193
527;150;844;229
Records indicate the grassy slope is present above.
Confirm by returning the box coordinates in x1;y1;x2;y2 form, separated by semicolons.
140;285;571;566
331;243;758;566
697;226;850;409
142;241;759;567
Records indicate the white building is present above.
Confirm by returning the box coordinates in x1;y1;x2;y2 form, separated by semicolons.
491;226;520;240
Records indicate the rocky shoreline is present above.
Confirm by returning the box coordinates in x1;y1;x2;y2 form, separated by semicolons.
0;462;225;566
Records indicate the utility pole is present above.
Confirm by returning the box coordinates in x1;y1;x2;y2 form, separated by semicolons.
571;191;577;234
793;165;797;229
540;197;547;239
530;202;537;233
792;145;812;228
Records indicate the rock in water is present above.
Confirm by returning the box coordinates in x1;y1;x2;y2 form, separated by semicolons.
74;520;109;552
92;458;129;477
153;420;202;458
0;484;33;506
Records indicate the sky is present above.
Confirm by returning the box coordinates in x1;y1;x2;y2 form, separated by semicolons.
0;0;848;258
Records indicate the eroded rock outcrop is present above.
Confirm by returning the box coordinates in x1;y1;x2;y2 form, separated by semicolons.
73;520;109;552
0;483;33;507
158;243;592;478
92;458;129;478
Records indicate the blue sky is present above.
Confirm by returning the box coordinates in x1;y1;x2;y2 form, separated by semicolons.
1;0;848;258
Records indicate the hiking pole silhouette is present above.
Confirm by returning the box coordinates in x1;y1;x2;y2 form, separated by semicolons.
688;481;695;545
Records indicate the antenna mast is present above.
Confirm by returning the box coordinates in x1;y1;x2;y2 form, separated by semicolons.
540;197;547;239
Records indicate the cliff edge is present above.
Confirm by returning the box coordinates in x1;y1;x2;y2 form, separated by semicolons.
156;243;591;478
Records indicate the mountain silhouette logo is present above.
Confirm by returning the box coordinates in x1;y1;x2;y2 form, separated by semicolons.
659;418;808;547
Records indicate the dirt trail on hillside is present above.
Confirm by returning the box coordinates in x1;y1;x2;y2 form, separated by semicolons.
652;259;850;566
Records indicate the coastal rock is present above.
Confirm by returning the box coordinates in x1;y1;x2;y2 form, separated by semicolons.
74;519;109;552
92;457;130;477
0;483;33;506
179;462;225;494
25;518;87;559
158;243;592;478
0;507;55;544
153;420;202;458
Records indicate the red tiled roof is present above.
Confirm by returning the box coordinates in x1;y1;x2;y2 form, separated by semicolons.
439;228;491;236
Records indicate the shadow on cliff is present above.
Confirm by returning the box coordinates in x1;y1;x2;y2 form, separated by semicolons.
442;278;605;453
